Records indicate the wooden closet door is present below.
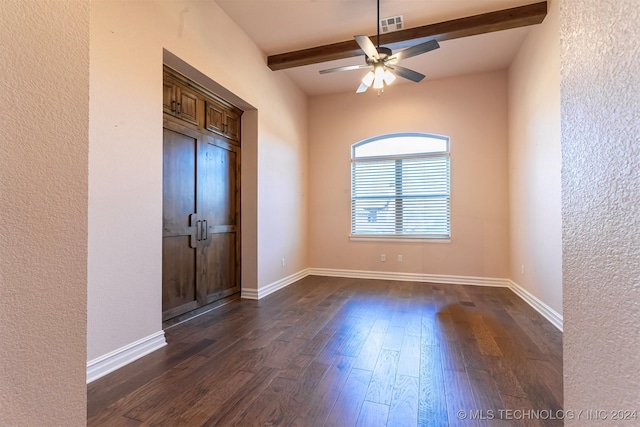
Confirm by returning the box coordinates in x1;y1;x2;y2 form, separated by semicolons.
163;121;241;321
197;138;240;304
162;124;199;320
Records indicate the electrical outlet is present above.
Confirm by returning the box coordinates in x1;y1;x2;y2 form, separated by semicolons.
521;264;525;275
381;254;386;262
282;258;285;267
397;255;403;262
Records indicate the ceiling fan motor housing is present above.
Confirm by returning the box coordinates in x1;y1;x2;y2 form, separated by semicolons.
366;46;392;65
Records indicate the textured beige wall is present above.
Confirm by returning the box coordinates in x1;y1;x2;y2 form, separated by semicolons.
561;0;640;419
89;1;308;360
508;0;562;315
0;0;89;425
309;71;509;278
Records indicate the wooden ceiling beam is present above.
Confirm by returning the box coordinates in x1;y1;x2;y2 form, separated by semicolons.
267;1;547;71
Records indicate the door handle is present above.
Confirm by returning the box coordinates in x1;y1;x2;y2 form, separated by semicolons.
189;217;206;243
196;220;202;241
189;214;199;248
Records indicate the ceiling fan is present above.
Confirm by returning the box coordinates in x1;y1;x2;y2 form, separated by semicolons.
319;0;440;93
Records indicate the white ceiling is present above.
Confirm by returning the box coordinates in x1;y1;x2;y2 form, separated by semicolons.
215;0;538;96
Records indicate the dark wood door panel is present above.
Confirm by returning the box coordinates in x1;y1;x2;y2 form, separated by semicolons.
163;81;176;115
197;140;239;306
198;142;236;227
205;101;225;136
162;236;197;314
162;127;196;232
163;123;199;321
178;87;198;126
200;232;238;304
225;108;241;142
204;99;242;143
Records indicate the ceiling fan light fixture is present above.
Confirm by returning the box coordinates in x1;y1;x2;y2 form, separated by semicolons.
318;0;438;93
373;66;385;89
383;69;396;85
361;70;375;87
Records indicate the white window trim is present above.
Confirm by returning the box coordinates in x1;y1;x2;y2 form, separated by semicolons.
350;132;451;239
349;234;451;243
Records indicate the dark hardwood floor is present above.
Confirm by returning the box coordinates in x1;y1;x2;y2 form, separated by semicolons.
87;276;563;426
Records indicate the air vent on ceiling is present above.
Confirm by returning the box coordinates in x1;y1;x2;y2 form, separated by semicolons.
380;15;404;33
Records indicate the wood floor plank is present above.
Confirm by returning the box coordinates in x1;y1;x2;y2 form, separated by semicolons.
418;345;448;427
457;335;492;372
201;366;279;426
242;336;291;372
443;369;480;427
337;317;374;357
87;278;563;427
434;312;458;341
353;330;385;371
405;313;423;337
150;369;255;426
483;355;527;399
356;401;390;427
528;359;564;409
500;394;550;427
397;333;421;378
365;349;400;405
439;339;466;372
315;329;351;364
372;318;390;333
492;309;549;361
232;376;298;426
300;330;332;357
466;368;509;426
388;374;419;427
505;306;562;359
277;351;315;381
122;355;212;422
299;354;356;425
480;309;512;338
494;337;563;416
287;359;331;406
324;368;372;427
90;415;141;427
382;325;405;351
467;313;504;357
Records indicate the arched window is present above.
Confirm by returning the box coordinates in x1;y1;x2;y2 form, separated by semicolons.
351;133;450;239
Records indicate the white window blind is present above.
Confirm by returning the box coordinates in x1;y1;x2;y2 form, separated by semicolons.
351;133;450;239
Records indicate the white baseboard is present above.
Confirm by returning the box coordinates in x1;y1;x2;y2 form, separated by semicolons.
241;268;311;300
508;280;563;331
86;331;167;383
308;268;510;288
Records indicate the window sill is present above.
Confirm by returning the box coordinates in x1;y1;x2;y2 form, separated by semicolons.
349;235;451;243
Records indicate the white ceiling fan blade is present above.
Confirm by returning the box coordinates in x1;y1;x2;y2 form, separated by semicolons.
388;39;440;63
356;82;370;93
390;65;425;83
354;35;379;61
319;64;370;74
